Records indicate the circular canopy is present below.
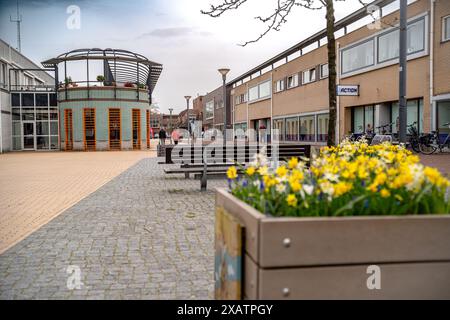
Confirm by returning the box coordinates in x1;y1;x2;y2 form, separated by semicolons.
41;48;163;94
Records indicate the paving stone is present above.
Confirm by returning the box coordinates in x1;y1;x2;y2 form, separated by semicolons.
0;158;226;299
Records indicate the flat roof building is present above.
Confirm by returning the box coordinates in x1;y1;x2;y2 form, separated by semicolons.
228;0;450;145
0;39;56;153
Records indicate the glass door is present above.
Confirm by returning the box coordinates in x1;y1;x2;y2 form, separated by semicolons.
22;121;36;150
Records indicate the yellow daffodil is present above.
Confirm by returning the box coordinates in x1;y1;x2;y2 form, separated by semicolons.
380;189;390;198
246;166;256;176
288;157;299;169
286;194;298;207
227;166;238;180
276;166;288;178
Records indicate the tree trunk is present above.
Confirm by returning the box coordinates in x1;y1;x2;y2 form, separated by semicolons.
326;0;337;146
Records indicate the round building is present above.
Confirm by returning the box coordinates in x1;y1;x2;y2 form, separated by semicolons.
42;49;162;151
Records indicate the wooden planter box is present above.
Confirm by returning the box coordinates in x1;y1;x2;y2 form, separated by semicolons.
215;188;450;299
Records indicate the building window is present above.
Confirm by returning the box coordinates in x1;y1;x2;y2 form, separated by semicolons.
378;29;399;63
320;64;329;79
249;85;259;101
285;117;299;141
205;100;214;119
437;101;450;136
273;119;285;141
391;99;423;134
443;15;450;42
11;93;20;106
234;122;247;138
248;80;271;102
317;113;329;142
299;116;315;142
0;62;6;88
22;93;34;106
235;93;247;105
275;79;285;92
342;39;374;74
36;93;48;107
287;74;298;89
302;68;317;84
351;106;375;134
259;81;271;98
50;93;57;106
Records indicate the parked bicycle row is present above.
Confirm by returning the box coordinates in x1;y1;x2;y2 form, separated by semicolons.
346;121;450;154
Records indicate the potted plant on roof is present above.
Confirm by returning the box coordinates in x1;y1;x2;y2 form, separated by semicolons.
64;76;73;88
215;139;450;300
124;82;134;88
96;75;105;86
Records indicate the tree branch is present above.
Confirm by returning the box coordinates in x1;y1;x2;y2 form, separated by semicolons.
200;0;249;18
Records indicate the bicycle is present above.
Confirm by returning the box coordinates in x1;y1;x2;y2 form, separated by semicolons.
406;122;421;153
419;122;450;155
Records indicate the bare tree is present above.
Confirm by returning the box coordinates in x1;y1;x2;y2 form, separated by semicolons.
202;0;374;146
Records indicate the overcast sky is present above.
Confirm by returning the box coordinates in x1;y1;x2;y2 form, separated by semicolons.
0;0;366;114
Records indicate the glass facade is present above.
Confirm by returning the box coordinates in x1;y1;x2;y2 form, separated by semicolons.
391;99;423;133
272;112;328;143
11;92;59;151
437;101;450;139
350;99;423;135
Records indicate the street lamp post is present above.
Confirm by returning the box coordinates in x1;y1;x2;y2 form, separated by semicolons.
168;108;173;143
398;0;407;143
184;96;191;144
218;68;230;144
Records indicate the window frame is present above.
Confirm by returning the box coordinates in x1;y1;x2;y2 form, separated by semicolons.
320;63;329;79
248;80;272;103
443;15;450;42
341;13;428;78
302;67;317;84
205;100;214;120
286;74;299;89
275;78;285;93
341;38;375;75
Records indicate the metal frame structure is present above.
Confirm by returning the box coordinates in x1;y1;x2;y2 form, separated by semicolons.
41;48;163;104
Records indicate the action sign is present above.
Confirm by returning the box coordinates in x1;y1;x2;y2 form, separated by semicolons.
337;85;359;96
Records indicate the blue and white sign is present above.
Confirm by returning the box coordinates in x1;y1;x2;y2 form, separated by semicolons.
337;85;359;96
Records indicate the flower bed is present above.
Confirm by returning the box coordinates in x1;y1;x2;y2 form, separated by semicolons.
227;139;449;216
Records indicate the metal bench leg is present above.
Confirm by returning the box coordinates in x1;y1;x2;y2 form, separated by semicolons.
200;163;207;192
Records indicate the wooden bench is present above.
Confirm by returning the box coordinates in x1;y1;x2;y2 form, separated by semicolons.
162;143;311;191
160;143;311;165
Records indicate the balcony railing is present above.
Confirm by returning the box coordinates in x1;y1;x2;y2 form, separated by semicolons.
58;81;150;102
8;84;55;92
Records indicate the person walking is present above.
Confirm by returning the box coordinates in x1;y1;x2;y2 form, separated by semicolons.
159;127;167;145
172;129;180;145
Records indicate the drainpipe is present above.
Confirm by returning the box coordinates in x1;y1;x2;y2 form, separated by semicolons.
336;42;341;145
270;72;273;143
430;0;435;131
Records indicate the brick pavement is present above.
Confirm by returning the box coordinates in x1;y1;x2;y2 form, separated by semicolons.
0;158;226;299
0;151;153;254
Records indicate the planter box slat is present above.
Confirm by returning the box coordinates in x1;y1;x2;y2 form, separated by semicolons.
244;254;259;300
258;262;450;299
216;190;261;262
259;216;450;268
